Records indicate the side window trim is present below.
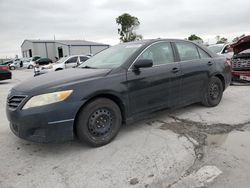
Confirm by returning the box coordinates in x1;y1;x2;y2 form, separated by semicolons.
196;46;203;59
170;42;179;62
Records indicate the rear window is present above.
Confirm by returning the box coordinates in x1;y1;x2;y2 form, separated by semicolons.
208;45;224;54
80;56;89;62
32;56;40;61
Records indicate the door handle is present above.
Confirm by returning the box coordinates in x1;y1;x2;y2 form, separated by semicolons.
207;61;213;66
171;67;180;73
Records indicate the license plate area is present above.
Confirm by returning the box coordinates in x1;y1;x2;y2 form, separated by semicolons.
240;75;250;81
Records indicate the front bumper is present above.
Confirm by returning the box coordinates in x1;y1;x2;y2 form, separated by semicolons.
6;97;84;143
232;70;250;82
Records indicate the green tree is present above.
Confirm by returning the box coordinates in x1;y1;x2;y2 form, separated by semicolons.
116;13;142;42
232;34;245;42
187;34;203;42
216;36;228;44
215;35;220;42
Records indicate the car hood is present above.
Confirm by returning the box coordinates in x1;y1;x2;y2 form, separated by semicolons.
13;68;111;93
230;35;250;54
52;63;64;69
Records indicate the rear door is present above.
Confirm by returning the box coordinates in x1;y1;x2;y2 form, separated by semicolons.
174;41;215;105
126;42;181;115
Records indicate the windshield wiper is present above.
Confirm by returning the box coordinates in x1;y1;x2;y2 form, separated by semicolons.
80;65;97;69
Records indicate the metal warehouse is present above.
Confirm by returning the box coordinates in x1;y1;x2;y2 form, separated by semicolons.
21;39;110;61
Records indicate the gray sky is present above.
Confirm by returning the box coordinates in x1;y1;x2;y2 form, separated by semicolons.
0;0;249;58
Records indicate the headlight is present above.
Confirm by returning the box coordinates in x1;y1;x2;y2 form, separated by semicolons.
22;90;73;110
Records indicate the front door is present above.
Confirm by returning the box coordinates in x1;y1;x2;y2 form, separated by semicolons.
126;42;181;115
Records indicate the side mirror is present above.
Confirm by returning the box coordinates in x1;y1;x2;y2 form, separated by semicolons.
133;59;153;70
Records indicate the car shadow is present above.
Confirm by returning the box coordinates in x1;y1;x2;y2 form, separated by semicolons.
0;81;11;85
231;81;250;86
14;103;200;156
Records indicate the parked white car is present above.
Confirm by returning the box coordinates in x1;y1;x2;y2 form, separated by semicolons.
208;43;233;58
9;58;22;70
22;58;33;68
26;56;41;69
9;57;40;70
42;55;90;72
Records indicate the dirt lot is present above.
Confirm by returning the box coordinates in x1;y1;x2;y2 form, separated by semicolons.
0;69;250;188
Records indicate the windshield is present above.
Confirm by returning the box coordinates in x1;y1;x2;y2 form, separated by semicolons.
208;45;224;54
32;56;40;61
57;57;68;63
79;43;142;69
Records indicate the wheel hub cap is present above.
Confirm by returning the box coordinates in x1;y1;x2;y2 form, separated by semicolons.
88;108;112;137
209;83;219;100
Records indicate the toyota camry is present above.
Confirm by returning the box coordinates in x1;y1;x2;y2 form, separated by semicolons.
6;39;231;146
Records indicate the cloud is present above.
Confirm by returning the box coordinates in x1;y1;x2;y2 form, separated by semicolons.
0;0;249;58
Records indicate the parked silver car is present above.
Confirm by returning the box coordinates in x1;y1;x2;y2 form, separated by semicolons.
208;43;233;58
42;55;90;72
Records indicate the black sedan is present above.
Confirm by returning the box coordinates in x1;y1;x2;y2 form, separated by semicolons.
0;65;12;81
35;58;53;66
6;39;231;146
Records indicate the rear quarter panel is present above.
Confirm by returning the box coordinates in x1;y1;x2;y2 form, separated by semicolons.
212;57;231;89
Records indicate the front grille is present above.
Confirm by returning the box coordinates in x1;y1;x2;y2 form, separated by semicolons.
7;95;27;109
232;58;250;70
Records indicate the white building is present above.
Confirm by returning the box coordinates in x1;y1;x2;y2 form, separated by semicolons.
21;40;110;61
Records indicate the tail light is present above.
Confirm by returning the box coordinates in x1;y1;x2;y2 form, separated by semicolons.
225;58;231;67
225;58;232;72
0;66;9;71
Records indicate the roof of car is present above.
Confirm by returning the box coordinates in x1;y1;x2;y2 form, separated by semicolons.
123;38;209;46
209;43;226;47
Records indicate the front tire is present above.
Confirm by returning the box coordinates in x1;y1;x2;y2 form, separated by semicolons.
10;66;15;70
76;98;122;147
202;77;223;107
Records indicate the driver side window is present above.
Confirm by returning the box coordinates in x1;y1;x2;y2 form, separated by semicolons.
139;42;174;66
66;56;78;64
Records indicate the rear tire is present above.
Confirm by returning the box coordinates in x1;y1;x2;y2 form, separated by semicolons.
202;77;223;107
76;98;122;147
28;65;33;69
